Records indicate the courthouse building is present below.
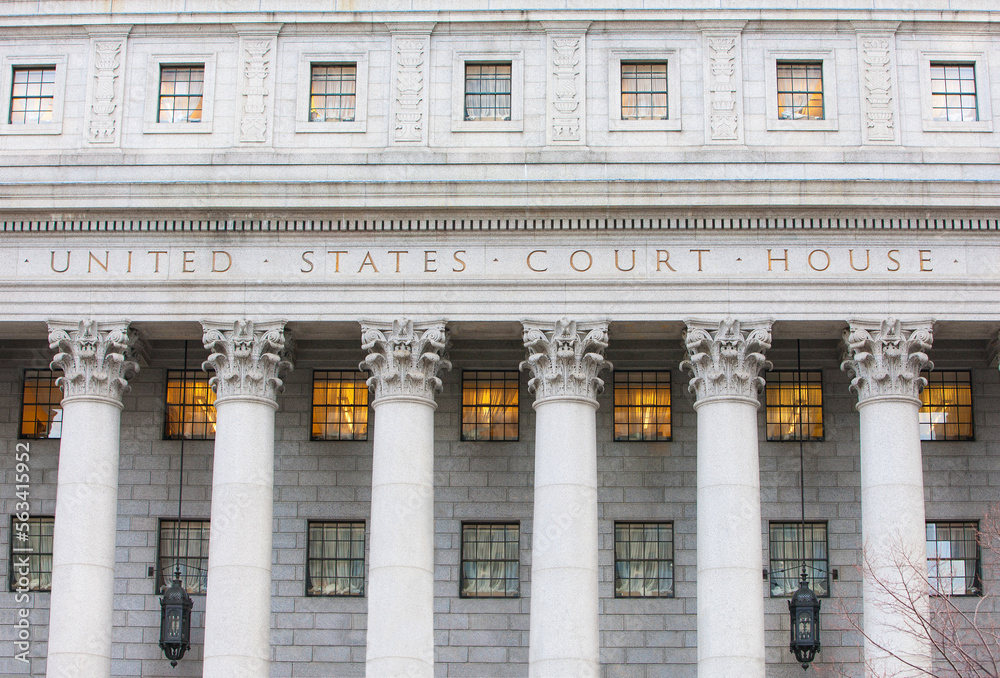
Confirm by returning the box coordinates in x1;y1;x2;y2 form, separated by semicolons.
1;1;999;677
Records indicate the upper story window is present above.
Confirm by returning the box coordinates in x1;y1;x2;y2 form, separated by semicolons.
165;370;216;440
461;522;520;598
769;522;829;597
765;371;823;442
930;63;978;122
461;371;519;441
307;521;366;596
613;371;671;442
919;370;973;441
614;521;674;597
621;62;668;120
20;369;62;439
309;63;357;122
157;65;204;123
464;63;512;122
927;521;981;596
776;62;824;120
9;66;55;124
158;519;210;594
312;370;369;441
9;516;53;592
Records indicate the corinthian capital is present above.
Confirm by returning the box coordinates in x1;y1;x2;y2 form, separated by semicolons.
520;318;611;405
680;318;772;405
48;320;141;406
841;318;933;406
360;318;451;405
201;320;293;406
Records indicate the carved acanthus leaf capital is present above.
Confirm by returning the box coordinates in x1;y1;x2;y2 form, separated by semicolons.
48;319;141;405
841;318;933;405
680;318;772;404
520;318;611;405
201;320;293;405
360;319;451;404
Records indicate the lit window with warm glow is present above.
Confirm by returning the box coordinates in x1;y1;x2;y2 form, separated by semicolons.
777;62;824;120
20;369;62;439
461;371;519;441
765;371;823;442
312;370;369;441
165;370;216;440
614;371;671;442
919;370;973;441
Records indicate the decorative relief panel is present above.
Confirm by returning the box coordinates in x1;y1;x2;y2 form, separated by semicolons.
237;33;276;144
520;318;610;404
705;34;743;144
85;31;129;145
48;320;141;404
681;319;771;403
857;32;900;144
202;319;293;404
391;35;430;144
360;318;450;403
549;37;584;143
841;318;933;405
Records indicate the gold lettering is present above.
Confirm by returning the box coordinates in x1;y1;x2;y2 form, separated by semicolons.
148;251;167;273
527;250;548;272
690;249;710;272
887;249;900;272
424;250;437;273
300;251;314;273
849;249;870;272
88;251;109;273
656;250;676;272
327;251;347;273
767;249;788;272
50;251;70;273
212;251;231;273
920;250;932;272
807;249;830;272
388;250;408;273
614;249;636;272
358;251;379;273
570;250;592;272
127;251;132;273
182;251;195;273
453;250;466;273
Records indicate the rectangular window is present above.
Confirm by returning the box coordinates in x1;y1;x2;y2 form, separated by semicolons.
10;66;56;124
309;63;357;122
765;371;823;442
769;522;829;597
614;522;674;597
165;370;216;440
927;521;981;596
8;516;53;592
158;519;210;594
461;371;519;442
930;63;978;122
20;369;62;439
920;370;974;441
621;62;668;120
613;371;671;442
776;62;824;120
157;65;204;123
311;370;369;441
464;63;511;122
306;521;365;596
461;523;520;597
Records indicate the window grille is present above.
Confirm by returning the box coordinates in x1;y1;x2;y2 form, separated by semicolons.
765;371;823;442
307;521;366;596
613;371;671;442
461;371;519;441
312;371;369;441
769;522;829;597
614;522;674;597
460;523;520;597
20;369;62;439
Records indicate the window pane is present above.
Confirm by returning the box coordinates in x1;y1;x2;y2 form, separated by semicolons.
165;370;217;440
464;63;512;122
461;523;519;597
769;522;829;597
307;521;366;596
926;521;981;596
309;63;358;122
9;66;56;125
159;520;210;594
776;62;824;120
613;371;672;442
312;371;370;441
765;371;824;442
621;62;668;120
919;371;974;441
21;369;63;439
614;522;674;597
930;63;978;122
461;371;519;441
9;516;54;592
157;66;205;123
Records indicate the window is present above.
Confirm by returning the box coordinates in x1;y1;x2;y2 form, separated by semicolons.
614;522;674;597
927;521;981;596
930;63;978;122
461;371;519;442
919;370;973;441
9;516;53;592
157;65;204;123
613;371;671;442
769;522;829;597
464;63;511;121
765;51;838;131
461;523;519;597
309;64;357;122
165;370;216;440
777;62;824;120
621;62;668;120
765;371;823;442
20;369;62;439
311;371;369;441
158;519;210;594
307;521;365;596
9;66;55;124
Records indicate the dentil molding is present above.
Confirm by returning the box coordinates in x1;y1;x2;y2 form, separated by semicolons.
48;319;142;405
520;317;611;405
201;319;293;405
360;318;450;404
841;318;934;405
680;318;772;404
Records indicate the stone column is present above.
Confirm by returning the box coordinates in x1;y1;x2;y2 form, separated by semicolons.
521;318;610;678
45;320;140;678
842;318;933;677
361;318;450;678
201;320;292;678
680;318;771;678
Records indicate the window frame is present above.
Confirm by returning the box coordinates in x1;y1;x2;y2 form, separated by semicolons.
1;55;67;136
459;521;521;599
768;521;830;599
295;51;368;134
765;50;839;131
143;53;216;134
8;515;54;593
613;370;672;442
155;518;211;595
613;521;675;598
310;369;371;442
19;368;63;440
305;520;367;597
164;369;217;441
460;370;520;442
920;51;993;133
764;370;824;443
451;51;523;133
926;520;982;597
608;50;681;132
919;369;974;442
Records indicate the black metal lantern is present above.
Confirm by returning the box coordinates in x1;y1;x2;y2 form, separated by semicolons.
788;570;821;669
159;574;193;667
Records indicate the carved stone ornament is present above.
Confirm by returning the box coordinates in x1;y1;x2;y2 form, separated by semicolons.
393;39;426;143
841;318;933;405
680;319;772;404
707;36;740;142
88;39;123;143
48;320;141;405
202;320;293;405
860;36;896;143
239;39;272;143
359;318;451;404
550;37;582;143
520;318;611;405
